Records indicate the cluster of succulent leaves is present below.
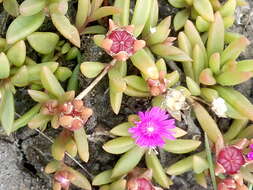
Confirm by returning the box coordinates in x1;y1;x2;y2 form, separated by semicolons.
1;0;253;189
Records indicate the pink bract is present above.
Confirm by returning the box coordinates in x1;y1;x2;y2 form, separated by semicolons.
129;107;176;148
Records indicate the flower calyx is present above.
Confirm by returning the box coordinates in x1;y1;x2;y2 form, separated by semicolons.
101;19;146;61
147;71;169;96
127;168;163;190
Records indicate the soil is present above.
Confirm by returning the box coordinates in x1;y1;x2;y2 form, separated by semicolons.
0;0;253;190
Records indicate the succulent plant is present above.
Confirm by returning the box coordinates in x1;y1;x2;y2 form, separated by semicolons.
4;0;119;48
95;107;202;188
169;0;247;31
1;0;253;189
25;66;92;162
45;160;91;190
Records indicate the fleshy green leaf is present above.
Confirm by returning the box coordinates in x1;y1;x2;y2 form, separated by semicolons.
7;40;26;67
216;71;253;86
196;16;210;32
174;9;190;31
151;44;192;62
27;62;59;82
186;76;201;96
145;151;173;188
88;6;120;22
27;32;59;54
0;52;10;79
75;0;90;29
40;66;65;98
124;75;149;92
192;155;209;173
207;12;224;57
224;119;248;141
146;16;171;45
212;86;253;121
111;146;145;178
163;139;201;154
103;137;135;154
55;66;72;82
113;0;130;26
109;179;126;190
221;37;250;64
219;0;236;17
0;89;15;135
28;113;51;129
130;49;159;80
80;62;105;78
166;152;205;175
142;0;158;36
6;12;45;44
65;166;92;190
28;90;51;103
19;0;46;16
110;122;132;136
168;0;188;8
51;13;80;47
74;128;89;162
193;0;214;22
92;169;114;186
3;0;19;17
131;0;152;37
193;102;222;142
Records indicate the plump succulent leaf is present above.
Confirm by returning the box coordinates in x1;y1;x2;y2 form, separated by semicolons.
145;151;173;188
193;102;222;142
75;0;90;29
0;52;10;79
0;89;15;135
27;32;59;54
92;169;114;186
74;128;89;162
3;0;19;17
103;137;135;155
19;0;46;16
40;66;65;98
111;146;145;178
6;12;45;44
7;40;26;67
163;139;201;154
131;0;152;37
113;0;130;26
51;13;80;47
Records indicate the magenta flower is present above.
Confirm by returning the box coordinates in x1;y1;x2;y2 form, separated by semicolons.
247;144;253;160
129;107;176;148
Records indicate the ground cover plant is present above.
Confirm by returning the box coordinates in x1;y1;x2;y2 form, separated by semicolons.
0;0;253;190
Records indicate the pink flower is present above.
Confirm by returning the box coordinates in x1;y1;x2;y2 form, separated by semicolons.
247;144;253;160
101;20;145;61
54;171;72;190
129;107;176;148
217;146;245;175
